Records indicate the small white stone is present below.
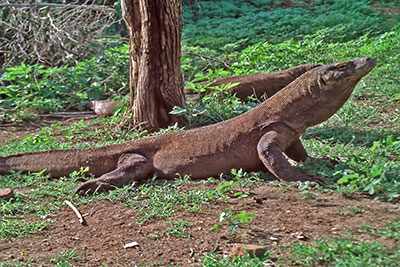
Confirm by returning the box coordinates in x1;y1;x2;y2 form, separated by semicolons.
123;242;139;249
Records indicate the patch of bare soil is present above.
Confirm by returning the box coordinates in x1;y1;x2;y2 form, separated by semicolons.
353;95;400;129
0;119;50;145
0;118;66;145
1;186;399;266
0;116;97;145
371;5;400;17
274;0;310;9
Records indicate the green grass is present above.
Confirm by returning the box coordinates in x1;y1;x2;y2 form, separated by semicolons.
0;250;81;267
0;162;267;241
202;236;400;266
0;220;50;240
44;251;81;266
201;251;273;266
123;176;227;225
357;217;400;240
0;172;226;238
0;261;34;267
0;116;156;155
288;237;400;266
164;220;194;238
202;222;399;266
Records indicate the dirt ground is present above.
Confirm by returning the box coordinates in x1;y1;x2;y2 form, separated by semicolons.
1;120;400;266
0;117;83;145
1;187;399;266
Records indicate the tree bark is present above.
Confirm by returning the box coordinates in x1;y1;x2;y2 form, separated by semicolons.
121;0;185;131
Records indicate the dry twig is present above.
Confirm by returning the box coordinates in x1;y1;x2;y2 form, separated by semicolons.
64;200;87;225
0;0;123;70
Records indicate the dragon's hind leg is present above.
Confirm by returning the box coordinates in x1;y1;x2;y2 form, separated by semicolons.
76;153;152;194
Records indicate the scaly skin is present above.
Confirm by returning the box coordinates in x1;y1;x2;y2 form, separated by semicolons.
187;64;320;100
0;57;376;194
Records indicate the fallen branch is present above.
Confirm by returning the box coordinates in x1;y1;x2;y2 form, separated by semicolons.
64;200;87;225
39;111;98;119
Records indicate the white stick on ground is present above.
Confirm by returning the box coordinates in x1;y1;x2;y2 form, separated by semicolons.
123;242;139;249
64;200;86;225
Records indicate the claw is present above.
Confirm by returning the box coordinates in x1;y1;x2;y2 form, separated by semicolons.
291;180;322;188
310;156;339;166
288;174;324;186
292;181;315;187
76;179;114;195
307;175;325;185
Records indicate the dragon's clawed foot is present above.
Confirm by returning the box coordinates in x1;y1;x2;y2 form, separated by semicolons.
309;156;339;166
76;179;115;195
286;174;325;186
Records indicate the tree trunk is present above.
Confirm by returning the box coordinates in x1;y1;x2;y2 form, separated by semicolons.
121;0;186;132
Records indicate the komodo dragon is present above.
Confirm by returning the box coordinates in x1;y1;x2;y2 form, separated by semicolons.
188;64;320;100
0;57;376;194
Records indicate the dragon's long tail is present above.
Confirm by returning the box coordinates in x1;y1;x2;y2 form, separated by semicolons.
0;145;123;177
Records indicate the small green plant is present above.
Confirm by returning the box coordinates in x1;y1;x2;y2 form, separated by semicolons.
45;251;81;266
215;179;248;198
339;206;363;216
297;181;320;200
358;218;400;239
146;233;160;240
210;207;255;235
164;220;194;238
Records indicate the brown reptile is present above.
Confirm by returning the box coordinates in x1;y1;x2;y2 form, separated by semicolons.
0;57;376;194
188;64;319;100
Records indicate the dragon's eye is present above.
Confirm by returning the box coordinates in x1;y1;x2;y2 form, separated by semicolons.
335;62;348;71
